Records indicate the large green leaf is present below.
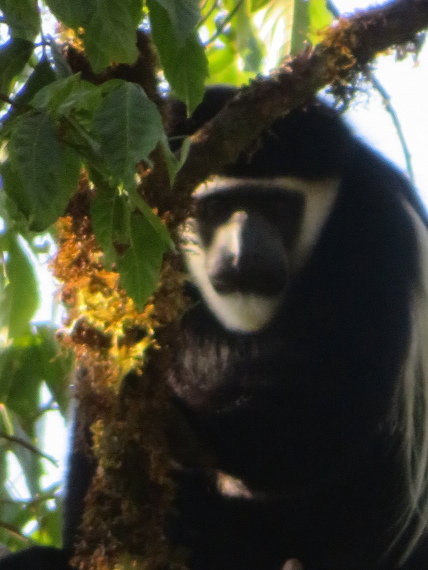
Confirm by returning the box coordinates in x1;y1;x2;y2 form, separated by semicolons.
3;110;81;231
153;0;201;42
84;0;142;72
44;0;95;30
280;0;332;56
50;40;73;80
30;503;63;546
308;0;333;44
148;0;208;111
10;58;57;115
0;0;40;41
7;416;41;496
0;326;72;416
0;38;33;102
0;233;39;340
250;0;271;11
30;74;97;116
46;0;142;71
91;184;171;309
221;0;263;73
116;210;169;310
91;82;163;186
128;188;171;249
35;326;73;416
90;184;130;267
288;0;310;55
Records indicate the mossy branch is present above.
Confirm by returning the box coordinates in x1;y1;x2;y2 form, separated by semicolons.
173;0;428;215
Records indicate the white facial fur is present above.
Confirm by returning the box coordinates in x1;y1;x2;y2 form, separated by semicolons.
183;176;339;333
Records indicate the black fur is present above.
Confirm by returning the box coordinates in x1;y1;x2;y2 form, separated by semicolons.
169;144;425;569
2;87;428;569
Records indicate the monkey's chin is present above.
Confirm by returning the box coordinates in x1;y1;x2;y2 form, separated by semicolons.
203;289;283;333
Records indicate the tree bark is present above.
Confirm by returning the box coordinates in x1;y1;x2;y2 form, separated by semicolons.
173;0;428;217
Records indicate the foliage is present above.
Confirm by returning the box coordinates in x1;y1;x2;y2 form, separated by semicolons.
0;0;332;555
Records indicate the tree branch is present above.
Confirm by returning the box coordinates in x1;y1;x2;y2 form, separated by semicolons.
0;432;58;466
172;0;428;217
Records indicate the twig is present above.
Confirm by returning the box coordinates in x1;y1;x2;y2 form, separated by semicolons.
0;432;58;466
198;0;219;28
367;71;414;182
0;522;31;543
327;0;414;182
205;0;245;45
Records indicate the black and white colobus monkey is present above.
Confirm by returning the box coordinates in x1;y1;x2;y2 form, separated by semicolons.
2;86;428;569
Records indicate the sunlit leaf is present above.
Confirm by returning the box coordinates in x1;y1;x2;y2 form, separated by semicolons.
308;0;333;44
0;233;39;339
290;0;310;55
30;504;63;546
250;0;271;11
207;44;237;77
233;1;264;72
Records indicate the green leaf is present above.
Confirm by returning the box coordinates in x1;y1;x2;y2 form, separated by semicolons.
152;0;201;42
168;33;208;111
44;0;95;30
274;0;310;56
116;210;169;310
30;74;96;115
159;134;180;186
233;1;264;72
0;327;72;416
50;41;73;79
0;0;40;41
84;0;142;73
308;0;333;44
30;504;63;546
128;188;171;249
0;38;34;102
0;233;39;339
7;417;41;496
207;44;236;77
91;82;163;186
148;0;208;111
3;110;81;231
90;184;127;267
35;325;73;416
250;0;271;11
9;58;57;115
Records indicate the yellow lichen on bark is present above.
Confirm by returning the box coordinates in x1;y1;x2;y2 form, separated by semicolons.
50;177;188;569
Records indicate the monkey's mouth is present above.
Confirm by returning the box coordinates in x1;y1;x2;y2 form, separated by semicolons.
208;264;287;297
